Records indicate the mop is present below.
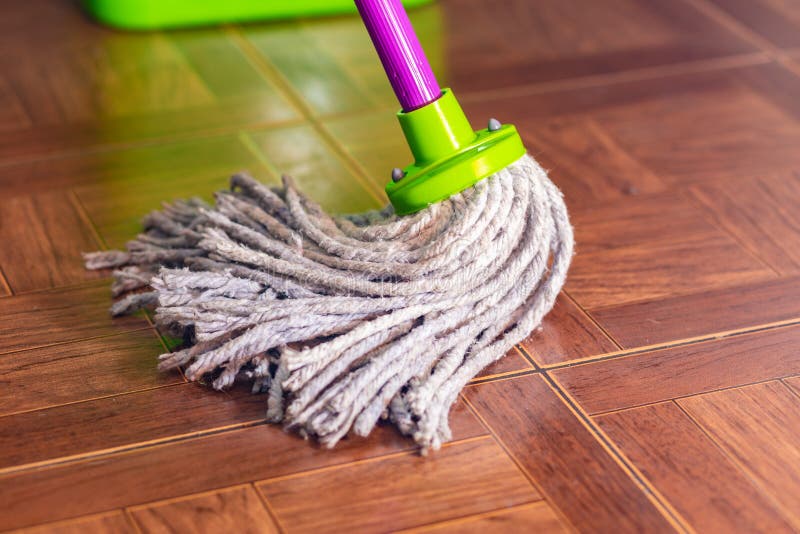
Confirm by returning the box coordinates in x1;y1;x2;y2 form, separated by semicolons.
85;0;574;451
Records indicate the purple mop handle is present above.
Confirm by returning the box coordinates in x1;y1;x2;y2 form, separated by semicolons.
355;0;442;111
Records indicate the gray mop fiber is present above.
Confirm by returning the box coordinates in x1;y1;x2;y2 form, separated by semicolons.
85;154;573;451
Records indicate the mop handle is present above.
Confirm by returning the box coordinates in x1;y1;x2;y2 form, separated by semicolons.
354;0;441;111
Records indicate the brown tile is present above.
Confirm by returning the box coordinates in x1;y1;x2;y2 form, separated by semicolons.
444;0;755;93
593;65;800;185
0;191;104;293
465;375;674;532
257;438;537;533
524;117;666;212
593;276;800;348
786;375;800;396
130;486;279;534
679;381;800;527
566;192;774;309
463;64;800;180
0;400;485;531
324;110;410;193
0;282;148;355
0;328;178;416
412;502;568;533
552;324;800;414
241;6;443;116
0;383;265;470
473;347;532;379
246;125;383;213
708;0;800;48
521;293;618;366
71;134;273;249
16;511;135;534
596;402;794;532
0;75;30;132
0;3;296;162
691;172;800;274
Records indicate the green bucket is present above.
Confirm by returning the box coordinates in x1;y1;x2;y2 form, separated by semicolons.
82;0;435;30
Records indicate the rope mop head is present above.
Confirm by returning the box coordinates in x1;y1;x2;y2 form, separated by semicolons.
84;0;574;452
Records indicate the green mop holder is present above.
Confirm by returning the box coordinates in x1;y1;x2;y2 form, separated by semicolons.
387;88;526;215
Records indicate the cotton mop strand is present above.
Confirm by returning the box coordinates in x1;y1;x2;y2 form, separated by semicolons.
85;0;573;451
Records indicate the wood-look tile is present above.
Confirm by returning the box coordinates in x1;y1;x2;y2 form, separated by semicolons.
0;75;30;132
324;110;410;193
679;381;800;527
0;281;148;355
445;0;754;93
691;172;800;274
72;134;273;249
15;511;135;534
130;486;279;534
241;6;443;116
596;402;794;532
591;276;800;348
464;64;800;182
708;0;800;48
552;324;800;414
1;128;270;198
0;2;296;162
592;65;800;185
411;502;567;533
257;438;537;533
246;126;382;213
464;375;674;532
0;191;104;293
524;117;666;212
248;125;387;213
785;375;800;396
566;192;774;309
0;328;177;416
0;400;485;531
0;383;264;470
473;348;532;379
520;293;618;366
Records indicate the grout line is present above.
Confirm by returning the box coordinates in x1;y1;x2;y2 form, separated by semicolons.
685;0;800;78
0;263;12;296
0;116;309;173
0;325;154;360
781;378;800;401
254;434;492;487
542;373;693;533
563;290;625;349
125;482;250;511
541;318;800;371
6;509;133;534
681;186;782;276
396;501;553;533
460;395;578;533
591;373;800;419
123;508;144;534
466;367;541;387
0;419;268;478
458;52;771;104
674;399;800;529
0;379;184;420
252;482;287;534
7;274;111;296
69;189;108;251
225;26;387;206
236;130;284;181
515;343;542;370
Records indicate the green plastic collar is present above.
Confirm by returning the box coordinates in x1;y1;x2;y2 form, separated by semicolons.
386;88;526;215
